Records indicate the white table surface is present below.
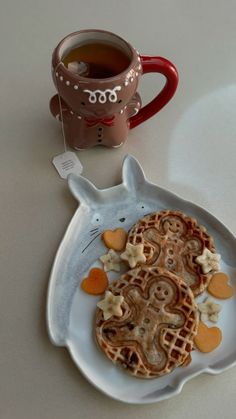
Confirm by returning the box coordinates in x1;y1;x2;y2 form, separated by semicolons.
1;0;236;417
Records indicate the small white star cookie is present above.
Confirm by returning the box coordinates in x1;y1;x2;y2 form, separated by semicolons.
198;298;221;323
196;248;221;274
97;291;124;320
120;243;146;268
99;249;120;272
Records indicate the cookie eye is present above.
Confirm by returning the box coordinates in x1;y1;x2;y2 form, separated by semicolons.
118;99;122;103
81;101;86;106
164;290;169;296
157;286;161;291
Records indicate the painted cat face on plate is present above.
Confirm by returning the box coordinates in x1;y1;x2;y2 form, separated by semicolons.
68;156;151;229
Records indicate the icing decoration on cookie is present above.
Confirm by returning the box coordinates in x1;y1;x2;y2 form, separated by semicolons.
120;243;146;268
100;249;121;272
102;228;127;251
197;298;221;323
196;248;221;274
97;290;124;320
194;321;222;353
208;272;235;299
81;267;108;295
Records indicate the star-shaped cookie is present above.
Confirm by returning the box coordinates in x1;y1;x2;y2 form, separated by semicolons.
120;243;146;268
97;291;124;320
196;248;221;274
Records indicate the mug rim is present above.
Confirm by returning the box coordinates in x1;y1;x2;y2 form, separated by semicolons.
53;29;137;82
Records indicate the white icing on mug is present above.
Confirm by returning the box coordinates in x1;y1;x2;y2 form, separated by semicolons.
83;86;122;104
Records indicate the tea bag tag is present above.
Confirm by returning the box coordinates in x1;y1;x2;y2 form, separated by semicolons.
52;151;83;179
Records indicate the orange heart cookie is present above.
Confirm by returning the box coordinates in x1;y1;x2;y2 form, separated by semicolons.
194;321;222;353
102;228;127;251
208;272;235;299
81;268;108;295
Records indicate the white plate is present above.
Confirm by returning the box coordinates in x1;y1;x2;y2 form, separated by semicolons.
47;155;236;404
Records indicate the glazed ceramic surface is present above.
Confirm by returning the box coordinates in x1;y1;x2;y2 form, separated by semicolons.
50;30;178;149
47;155;236;404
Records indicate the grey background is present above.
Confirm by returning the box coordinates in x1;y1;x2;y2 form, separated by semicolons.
1;1;236;418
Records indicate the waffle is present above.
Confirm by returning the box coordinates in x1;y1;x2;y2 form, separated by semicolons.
126;210;216;296
95;266;198;379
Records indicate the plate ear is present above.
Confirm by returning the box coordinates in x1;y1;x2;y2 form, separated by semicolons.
68;173;99;205
122;154;146;192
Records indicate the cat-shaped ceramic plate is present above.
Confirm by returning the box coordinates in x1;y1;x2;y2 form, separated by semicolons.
47;155;236;404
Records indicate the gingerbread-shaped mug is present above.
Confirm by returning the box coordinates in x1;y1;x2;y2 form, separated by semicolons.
50;30;178;149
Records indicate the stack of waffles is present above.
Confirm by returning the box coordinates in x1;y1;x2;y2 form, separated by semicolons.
95;210;218;378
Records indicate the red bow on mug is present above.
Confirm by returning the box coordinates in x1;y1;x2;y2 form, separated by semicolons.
85;115;115;127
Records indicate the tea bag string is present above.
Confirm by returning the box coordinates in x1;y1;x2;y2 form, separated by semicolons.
54;61;67;152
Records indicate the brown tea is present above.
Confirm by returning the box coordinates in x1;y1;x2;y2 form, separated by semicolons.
62;42;131;78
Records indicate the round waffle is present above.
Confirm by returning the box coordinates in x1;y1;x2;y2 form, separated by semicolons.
126;210;217;296
95;266;198;379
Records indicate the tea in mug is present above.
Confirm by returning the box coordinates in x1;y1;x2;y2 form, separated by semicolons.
62;42;131;78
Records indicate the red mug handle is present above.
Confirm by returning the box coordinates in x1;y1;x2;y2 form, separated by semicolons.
129;56;179;129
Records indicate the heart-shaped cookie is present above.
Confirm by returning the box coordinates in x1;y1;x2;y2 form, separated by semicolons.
208;272;235;299
81;267;108;295
194;321;222;353
102;228;127;251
